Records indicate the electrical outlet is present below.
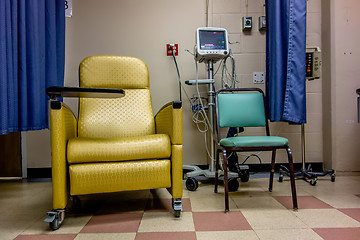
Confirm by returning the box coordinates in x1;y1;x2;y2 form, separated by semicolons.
253;72;264;84
167;44;178;56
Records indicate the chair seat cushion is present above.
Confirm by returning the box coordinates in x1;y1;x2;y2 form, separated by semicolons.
219;136;288;147
69;160;171;195
67;134;171;164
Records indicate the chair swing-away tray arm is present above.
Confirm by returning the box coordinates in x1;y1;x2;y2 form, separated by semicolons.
46;86;125;100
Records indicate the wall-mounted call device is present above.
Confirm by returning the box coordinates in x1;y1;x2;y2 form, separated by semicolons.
259;16;266;31
196;27;229;63
242;17;252;30
306;47;322;80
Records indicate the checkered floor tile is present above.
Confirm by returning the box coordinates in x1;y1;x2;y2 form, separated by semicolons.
1;176;360;240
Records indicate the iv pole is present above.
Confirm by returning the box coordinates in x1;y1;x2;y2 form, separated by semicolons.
183;27;242;191
279;47;335;186
208;60;216;172
183;60;238;191
183;60;218;185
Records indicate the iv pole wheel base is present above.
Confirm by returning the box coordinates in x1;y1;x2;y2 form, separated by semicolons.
228;178;239;192
310;178;317;186
239;169;250;182
331;174;336;182
186;177;199;191
279;175;284;183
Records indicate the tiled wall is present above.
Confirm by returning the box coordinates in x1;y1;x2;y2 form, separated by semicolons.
206;0;323;165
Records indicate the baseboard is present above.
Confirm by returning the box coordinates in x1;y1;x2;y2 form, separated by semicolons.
27;163;325;179
184;162;325;173
27;168;52;178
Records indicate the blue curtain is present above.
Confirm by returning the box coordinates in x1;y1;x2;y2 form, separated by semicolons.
265;0;307;124
0;0;65;134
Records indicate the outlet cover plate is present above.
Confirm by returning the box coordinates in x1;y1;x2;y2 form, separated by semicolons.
253;72;265;84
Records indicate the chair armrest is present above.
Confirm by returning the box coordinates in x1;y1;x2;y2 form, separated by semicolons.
156;101;183;199
155;101;182;145
50;101;77;209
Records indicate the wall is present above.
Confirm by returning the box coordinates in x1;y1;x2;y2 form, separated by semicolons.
28;0;359;172
63;0;208;167
322;0;360;172
26;130;51;168
321;0;333;171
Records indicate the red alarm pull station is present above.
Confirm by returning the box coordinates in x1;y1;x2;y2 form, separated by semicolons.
167;44;178;56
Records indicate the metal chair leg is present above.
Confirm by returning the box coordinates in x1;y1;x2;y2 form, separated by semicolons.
269;150;276;192
223;150;230;213
286;147;298;210
214;149;220;193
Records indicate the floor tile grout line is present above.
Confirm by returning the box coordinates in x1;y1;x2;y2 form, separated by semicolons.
6;176;360;239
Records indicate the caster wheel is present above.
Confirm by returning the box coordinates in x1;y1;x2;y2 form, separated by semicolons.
46;210;64;230
279;175;283;183
228;177;239;192
174;210;181;218
310;178;317;186
186;177;198;191
49;218;60;230
240;170;250;182
331;174;335;182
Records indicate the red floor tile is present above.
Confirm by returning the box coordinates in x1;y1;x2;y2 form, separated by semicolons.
14;234;77;240
274;196;333;209
313;228;360;240
80;212;143;233
135;232;196;240
339;208;360;222
192;211;252;231
145;198;191;212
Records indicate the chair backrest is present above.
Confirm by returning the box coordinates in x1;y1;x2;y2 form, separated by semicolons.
216;88;268;131
77;55;155;138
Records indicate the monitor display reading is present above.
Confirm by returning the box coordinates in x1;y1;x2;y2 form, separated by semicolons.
199;30;226;50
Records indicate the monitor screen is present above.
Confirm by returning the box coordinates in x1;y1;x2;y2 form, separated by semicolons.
199;30;226;50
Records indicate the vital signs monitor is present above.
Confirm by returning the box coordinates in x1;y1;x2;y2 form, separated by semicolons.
196;27;229;63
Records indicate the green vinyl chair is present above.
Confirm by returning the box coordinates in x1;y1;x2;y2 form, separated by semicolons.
214;88;298;212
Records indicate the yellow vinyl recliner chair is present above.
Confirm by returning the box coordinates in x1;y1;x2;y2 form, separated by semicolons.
45;55;183;230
